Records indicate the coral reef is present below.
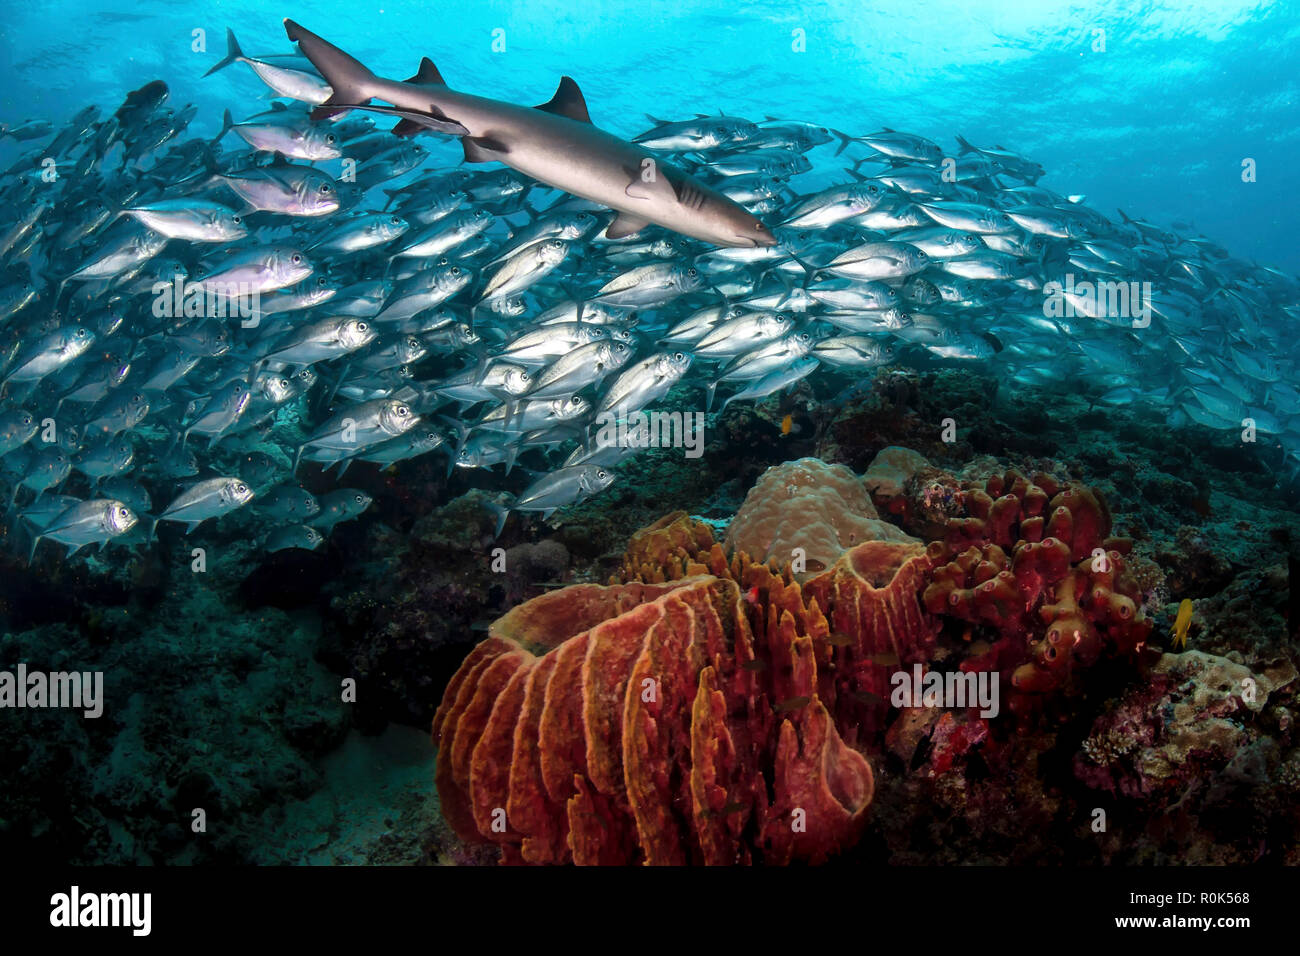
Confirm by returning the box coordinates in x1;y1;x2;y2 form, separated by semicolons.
431;455;1165;863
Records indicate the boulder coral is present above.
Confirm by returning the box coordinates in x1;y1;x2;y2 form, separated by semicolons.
723;457;918;579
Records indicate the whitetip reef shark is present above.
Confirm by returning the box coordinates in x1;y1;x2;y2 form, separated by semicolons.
283;19;778;249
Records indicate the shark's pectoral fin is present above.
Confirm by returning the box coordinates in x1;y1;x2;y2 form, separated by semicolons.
534;76;592;124
606;212;650;240
405;57;446;85
313;102;468;136
391;119;425;138
463;135;511;164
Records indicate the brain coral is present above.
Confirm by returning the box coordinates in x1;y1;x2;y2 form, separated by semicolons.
724;457;919;578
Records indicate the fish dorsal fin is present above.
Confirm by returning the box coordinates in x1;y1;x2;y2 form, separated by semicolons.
405;57;445;85
535;76;592;124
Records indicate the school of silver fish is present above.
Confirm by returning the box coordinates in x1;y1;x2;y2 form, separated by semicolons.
0;20;1296;562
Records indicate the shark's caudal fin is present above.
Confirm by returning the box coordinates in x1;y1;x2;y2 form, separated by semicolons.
283;19;378;120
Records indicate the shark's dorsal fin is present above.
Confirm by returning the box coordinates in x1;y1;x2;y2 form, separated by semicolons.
534;76;591;124
405;57;445;85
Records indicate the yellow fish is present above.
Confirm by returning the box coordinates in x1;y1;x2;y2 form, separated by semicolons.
780;414;793;436
1171;598;1193;649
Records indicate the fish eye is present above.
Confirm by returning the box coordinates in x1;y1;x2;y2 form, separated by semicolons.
232;215;242;223
291;254;302;264
687;268;698;278
325;134;337;144
390;216;401;225
597;470;607;479
354;494;364;503
674;352;684;361
397;406;409;416
320;184;332;193
450;267;461;275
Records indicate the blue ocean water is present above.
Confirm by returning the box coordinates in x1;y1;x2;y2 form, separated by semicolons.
1;0;1296;270
2;0;1300;873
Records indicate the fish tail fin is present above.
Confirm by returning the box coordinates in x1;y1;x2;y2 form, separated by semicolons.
284;19;377;121
204;28;244;77
829;128;857;157
211;108;235;148
484;495;513;539
954;134;975;155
